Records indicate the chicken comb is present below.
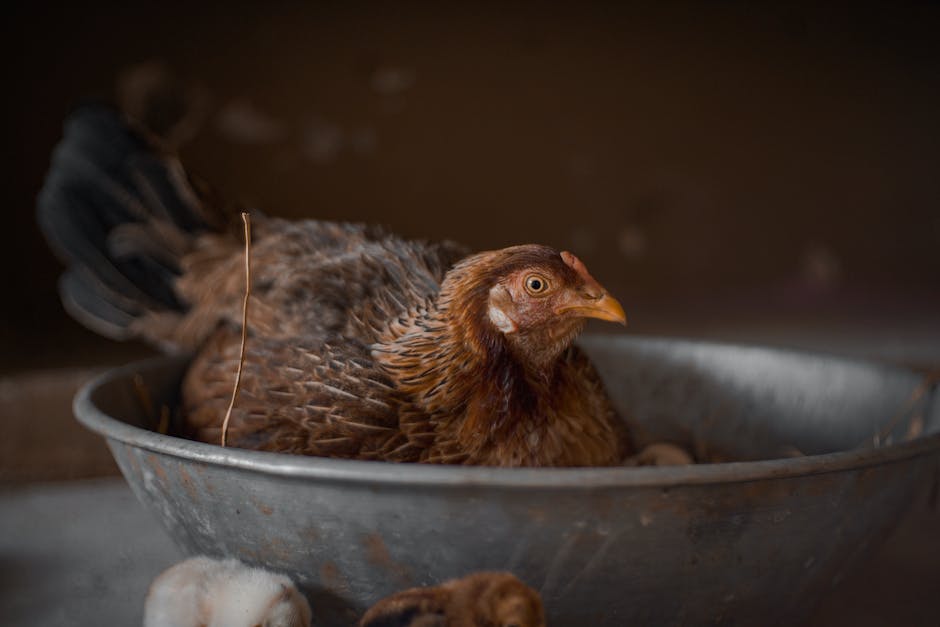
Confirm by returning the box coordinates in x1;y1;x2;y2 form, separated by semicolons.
560;250;600;286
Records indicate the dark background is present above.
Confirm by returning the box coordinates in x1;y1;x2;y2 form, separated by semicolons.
3;1;938;371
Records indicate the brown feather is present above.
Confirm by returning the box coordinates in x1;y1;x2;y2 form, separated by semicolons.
360;571;544;627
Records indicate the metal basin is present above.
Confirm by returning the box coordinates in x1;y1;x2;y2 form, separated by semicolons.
74;336;940;626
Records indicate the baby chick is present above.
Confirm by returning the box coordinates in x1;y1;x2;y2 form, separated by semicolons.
360;571;545;627
625;442;695;466
144;556;312;627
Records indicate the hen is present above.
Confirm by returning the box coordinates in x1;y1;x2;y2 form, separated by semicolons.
359;571;544;627
38;106;633;467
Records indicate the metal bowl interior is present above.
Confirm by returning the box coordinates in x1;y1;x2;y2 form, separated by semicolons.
74;336;940;626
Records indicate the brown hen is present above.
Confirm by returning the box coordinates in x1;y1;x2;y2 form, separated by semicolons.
38;106;633;467
359;571;545;627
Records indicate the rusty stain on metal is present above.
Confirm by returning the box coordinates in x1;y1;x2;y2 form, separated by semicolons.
363;533;394;569
320;560;351;593
299;526;319;543
177;466;198;500
248;496;274;516
261;537;291;561
363;532;413;585
144;453;168;483
525;506;548;522
123;446;141;478
191;464;218;495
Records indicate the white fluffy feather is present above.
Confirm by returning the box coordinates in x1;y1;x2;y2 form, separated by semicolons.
144;556;312;627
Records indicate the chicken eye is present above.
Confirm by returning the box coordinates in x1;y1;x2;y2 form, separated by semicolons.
524;275;549;295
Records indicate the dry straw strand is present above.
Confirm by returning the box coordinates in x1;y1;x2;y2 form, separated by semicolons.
221;212;252;447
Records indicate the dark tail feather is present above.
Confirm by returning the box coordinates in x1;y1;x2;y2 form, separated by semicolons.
37;105;222;342
58;268;139;340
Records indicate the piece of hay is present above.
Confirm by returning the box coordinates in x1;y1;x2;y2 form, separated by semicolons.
221;212;252;448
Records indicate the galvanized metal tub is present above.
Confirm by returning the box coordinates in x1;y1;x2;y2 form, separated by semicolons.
74;336;940;626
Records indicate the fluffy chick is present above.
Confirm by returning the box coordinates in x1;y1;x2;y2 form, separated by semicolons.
143;556;311;627
360;571;545;627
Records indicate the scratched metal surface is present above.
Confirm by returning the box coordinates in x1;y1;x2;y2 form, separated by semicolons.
74;336;940;626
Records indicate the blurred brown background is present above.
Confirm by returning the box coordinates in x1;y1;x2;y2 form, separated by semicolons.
3;1;939;374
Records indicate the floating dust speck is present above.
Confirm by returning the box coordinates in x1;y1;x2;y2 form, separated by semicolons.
568;227;597;254
216;100;287;145
617;225;647;258
349;127;377;156
801;242;842;289
370;67;416;95
303;118;344;163
117;60;209;148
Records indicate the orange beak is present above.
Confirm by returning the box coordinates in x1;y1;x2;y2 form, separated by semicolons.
556;251;627;325
557;293;627;325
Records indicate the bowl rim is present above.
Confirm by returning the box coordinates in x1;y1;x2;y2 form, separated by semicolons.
74;338;940;490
